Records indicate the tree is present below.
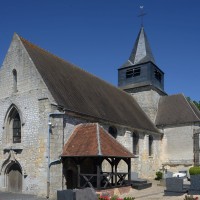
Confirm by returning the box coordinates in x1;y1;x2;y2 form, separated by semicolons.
193;101;200;110
187;97;200;110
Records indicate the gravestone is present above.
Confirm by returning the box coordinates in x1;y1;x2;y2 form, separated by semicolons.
164;177;187;193
75;188;98;200
131;172;138;180
57;189;74;200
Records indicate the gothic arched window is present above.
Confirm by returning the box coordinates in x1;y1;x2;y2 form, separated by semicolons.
4;106;22;144
133;132;139;155
149;135;153;156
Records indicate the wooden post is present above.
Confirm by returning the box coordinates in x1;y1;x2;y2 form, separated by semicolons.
77;165;80;188
114;158;117;186
111;158;114;185
97;161;101;189
128;158;131;184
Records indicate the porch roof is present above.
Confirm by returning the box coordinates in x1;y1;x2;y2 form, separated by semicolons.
61;123;134;158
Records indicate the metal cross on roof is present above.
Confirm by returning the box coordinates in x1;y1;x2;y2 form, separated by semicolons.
138;6;147;27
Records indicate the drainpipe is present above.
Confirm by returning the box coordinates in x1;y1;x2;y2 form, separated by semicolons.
47;112;64;199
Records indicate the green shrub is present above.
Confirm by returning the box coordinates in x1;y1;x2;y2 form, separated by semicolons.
124;197;135;200
155;171;163;180
184;194;198;200
110;195;119;200
189;167;200;175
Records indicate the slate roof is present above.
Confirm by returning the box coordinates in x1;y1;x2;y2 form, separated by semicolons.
62;123;134;157
156;94;200;126
18;34;159;133
120;27;155;68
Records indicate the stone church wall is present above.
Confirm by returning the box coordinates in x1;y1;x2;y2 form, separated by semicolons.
129;88;161;123
0;34;56;197
161;124;200;173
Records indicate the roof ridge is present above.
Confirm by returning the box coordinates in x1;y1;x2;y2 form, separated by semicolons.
96;123;102;156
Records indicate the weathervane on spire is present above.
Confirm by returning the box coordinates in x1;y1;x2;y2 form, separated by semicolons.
138;6;146;27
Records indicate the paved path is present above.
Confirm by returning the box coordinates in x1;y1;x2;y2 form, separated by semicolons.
1;180;200;200
0;192;46;200
121;179;200;200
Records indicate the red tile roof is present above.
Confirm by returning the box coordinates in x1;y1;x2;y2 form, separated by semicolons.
62;123;134;158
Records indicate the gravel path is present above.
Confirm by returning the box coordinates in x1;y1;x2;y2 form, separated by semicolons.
121;179;200;200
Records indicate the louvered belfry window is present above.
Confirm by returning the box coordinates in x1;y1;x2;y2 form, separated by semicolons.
126;68;141;78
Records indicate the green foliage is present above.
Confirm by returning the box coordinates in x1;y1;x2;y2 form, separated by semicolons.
184;194;198;200
187;97;200;110
110;195;119;200
193;101;200;110
189;167;200;175
124;197;135;200
155;171;163;180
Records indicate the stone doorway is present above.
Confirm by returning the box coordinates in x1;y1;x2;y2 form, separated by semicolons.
6;162;22;193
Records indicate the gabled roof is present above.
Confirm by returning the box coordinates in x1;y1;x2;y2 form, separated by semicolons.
120;27;155;68
156;94;200;126
62;123;134;158
18;34;159;133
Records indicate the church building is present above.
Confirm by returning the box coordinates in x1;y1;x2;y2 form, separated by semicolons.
0;25;199;199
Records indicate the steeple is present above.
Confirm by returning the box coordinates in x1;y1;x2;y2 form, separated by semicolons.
118;26;166;122
121;27;155;68
118;27;165;94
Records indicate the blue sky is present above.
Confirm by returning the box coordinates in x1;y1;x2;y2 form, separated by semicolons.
0;0;200;101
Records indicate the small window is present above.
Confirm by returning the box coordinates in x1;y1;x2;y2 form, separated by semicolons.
126;68;141;78
154;69;162;82
13;113;21;143
108;126;117;138
133;132;139;155
12;69;17;92
149;135;153;156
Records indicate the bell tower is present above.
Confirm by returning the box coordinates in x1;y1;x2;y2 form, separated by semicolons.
118;27;167;122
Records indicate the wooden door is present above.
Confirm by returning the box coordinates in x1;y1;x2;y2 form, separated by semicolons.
7;163;22;193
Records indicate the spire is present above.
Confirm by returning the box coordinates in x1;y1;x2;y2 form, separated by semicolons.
121;27;155;68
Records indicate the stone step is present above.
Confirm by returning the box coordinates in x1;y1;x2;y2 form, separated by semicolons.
131;182;152;190
131;179;147;184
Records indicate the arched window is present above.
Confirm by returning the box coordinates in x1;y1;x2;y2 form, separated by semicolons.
133;132;139;155
5;105;22;144
108;126;117;138
149;135;153;156
12;69;17;93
